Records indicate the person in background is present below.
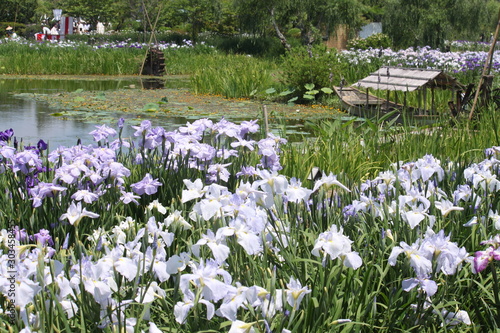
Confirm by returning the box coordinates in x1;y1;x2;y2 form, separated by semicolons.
50;24;59;35
5;26;14;38
42;25;51;35
96;21;105;34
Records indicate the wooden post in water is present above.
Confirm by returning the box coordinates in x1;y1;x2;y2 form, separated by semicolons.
386;90;390;111
469;7;500;121
263;105;269;136
431;88;435;114
418;90;422;115
366;88;369;109
423;88;427;115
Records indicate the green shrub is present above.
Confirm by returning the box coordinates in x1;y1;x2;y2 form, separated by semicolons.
204;34;285;58
279;45;345;102
347;33;392;50
23;24;41;39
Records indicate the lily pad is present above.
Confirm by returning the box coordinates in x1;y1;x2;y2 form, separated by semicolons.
94;92;106;100
142;102;159;112
28;85;345;128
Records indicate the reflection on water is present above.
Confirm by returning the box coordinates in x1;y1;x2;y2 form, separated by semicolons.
0;77;192;148
0;76;314;148
141;78;165;90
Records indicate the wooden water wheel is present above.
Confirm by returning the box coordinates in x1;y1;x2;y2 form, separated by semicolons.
141;47;165;76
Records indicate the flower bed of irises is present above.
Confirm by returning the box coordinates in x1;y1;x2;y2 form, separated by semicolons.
2;36;500;80
0;37;201;51
1;117;499;332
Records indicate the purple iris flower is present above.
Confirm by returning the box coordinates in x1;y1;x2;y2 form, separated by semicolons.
0;128;14;142
13;226;28;242
236;166;257;178
32;229;54;246
131;173;163;195
25;175;37;188
89;124;117;142
132;120;152;137
117;117;125;129
37;139;48;151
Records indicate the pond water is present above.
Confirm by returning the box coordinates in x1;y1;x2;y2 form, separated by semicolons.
1;77;140;148
0;77;216;148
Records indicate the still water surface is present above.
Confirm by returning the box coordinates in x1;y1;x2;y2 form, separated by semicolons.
0;77;192;148
0;77;316;149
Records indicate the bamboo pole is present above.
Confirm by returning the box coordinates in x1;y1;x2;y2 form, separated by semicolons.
263;105;269;136
468;8;500;121
139;0;163;76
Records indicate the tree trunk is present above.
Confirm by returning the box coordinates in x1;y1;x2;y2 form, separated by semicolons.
269;7;291;52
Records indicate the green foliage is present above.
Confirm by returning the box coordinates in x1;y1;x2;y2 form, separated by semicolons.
447;0;500;41
347;33;392;50
0;0;37;24
190;54;278;98
234;0;364;48
162;44;219;75
281;106;500;184
161;0;224;44
279;45;345;102
359;0;385;21
205;35;285;58
23;24;41;39
383;0;500;49
58;0;115;28
0;42;144;75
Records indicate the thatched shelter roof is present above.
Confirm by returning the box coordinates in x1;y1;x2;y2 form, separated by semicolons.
354;66;465;92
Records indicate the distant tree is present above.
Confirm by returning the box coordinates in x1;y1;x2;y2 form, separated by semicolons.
0;0;37;24
448;0;500;41
57;0;114;30
162;0;222;43
383;0;500;49
358;0;385;22
108;0;143;31
234;0;363;51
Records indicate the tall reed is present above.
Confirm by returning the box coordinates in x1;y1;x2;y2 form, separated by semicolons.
190;54;279;99
280;104;500;185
